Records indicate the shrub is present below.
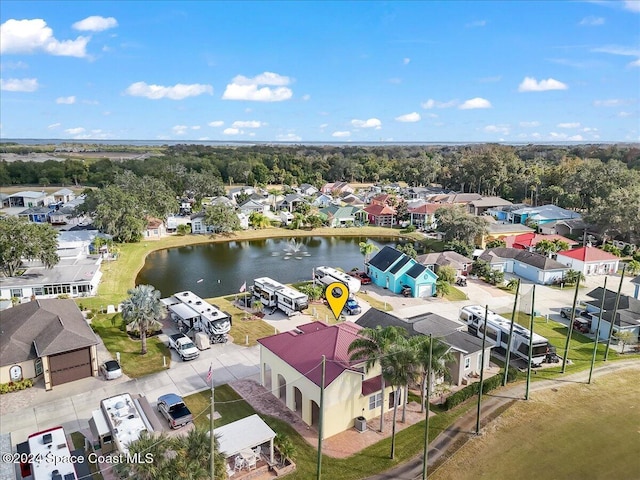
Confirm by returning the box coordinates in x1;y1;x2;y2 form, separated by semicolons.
0;378;34;394
443;368;514;410
400;225;416;233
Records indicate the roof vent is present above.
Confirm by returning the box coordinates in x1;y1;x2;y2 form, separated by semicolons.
43;433;53;445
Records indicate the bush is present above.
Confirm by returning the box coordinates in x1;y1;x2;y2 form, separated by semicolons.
0;378;34;394
443;368;515;410
400;225;416;233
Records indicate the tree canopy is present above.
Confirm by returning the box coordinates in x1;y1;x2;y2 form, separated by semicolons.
0;217;59;277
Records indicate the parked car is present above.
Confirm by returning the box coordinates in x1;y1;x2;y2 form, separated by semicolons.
100;360;123;380
343;298;362;315
401;285;412;297
157;393;193;429
573;318;590;334
168;333;200;361
348;271;372;285
560;307;591;320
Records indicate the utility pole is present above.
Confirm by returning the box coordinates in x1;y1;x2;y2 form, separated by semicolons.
525;285;536;400
561;277;581;373
588;277;607;384
316;355;326;480
605;265;626;361
476;306;489;434
503;279;520;387
421;334;433;480
210;366;215;480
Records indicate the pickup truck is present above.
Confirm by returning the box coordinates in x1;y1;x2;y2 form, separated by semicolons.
157;393;193;429
560;306;591;320
168;333;200;361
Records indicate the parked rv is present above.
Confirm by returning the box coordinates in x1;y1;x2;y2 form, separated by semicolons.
163;291;232;344
315;265;362;293
253;277;309;315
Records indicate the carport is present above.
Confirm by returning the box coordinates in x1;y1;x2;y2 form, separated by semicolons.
216;414;276;464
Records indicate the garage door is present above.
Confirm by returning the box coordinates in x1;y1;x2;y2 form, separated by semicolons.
49;348;92;386
417;285;432;297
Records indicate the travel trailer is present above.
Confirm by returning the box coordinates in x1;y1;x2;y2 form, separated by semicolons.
253;277;309;315
162;291;232;344
314;265;361;293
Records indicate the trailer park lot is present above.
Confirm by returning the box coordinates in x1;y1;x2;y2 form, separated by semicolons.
1;273;636;451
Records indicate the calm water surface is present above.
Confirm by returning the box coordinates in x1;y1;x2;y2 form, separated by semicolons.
136;236;403;297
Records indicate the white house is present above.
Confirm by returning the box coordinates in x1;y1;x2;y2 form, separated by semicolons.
556;247;620;276
478;247;569;285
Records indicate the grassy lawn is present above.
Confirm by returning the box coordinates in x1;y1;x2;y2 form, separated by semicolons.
357;292;393;311
214;296;276;346
500;311;626;379
184;385;475;480
444;285;468;301
430;368;640;480
90;313;171;377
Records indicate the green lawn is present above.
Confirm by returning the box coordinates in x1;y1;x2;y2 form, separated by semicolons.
90;313;171;377
444;285;468;301
357;292;393;311
183;384;475;480
430;368;640;480
501;311;628;379
214;296;276;345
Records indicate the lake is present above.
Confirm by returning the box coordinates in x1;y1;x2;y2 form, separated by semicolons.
136;236;403;297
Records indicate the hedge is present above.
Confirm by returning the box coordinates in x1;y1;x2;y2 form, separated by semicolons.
0;378;34;394
443;368;515;410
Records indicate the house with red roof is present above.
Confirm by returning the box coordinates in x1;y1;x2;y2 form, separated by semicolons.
363;203;396;227
407;203;442;230
257;321;394;438
556;247;620;276
507;233;579;251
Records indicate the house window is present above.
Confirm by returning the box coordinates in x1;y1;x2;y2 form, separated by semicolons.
368;392;382;410
389;390;402;407
10;288;23;298
35;358;43;376
464;357;471;370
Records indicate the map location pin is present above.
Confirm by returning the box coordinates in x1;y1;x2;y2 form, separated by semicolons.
325;282;350;320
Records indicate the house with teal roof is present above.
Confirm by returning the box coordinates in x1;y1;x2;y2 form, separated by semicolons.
366;246;437;297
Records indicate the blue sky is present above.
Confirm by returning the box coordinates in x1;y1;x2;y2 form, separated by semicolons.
1;1;639;142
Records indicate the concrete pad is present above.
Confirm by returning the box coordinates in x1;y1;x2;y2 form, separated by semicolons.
0;409;37;433
34;397;77;424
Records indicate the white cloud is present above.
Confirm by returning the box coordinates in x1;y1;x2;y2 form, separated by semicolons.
172;125;188;135
593;98;627;107
518;77;568;92
520;121;540;127
403;57;411;65
629;58;640;67
591;45;640;67
208;120;224;127
568;135;584;141
0;77;38;91
56;96;76;104
277;133;302;141
302;94;311;101
351;118;382;129
388;77;402;84
232;120;265;128
0;19;89;57
421;98;458;109
331;131;351;138
617;111;633;117
557;122;580;128
395;112;421;122
579;16;605;26
125;81;213;100
624;0;640;12
47;123;61;129
65;127;85;135
466;20;487;27
583;127;598;132
459;97;492;109
222;71;293;102
191;125;200;130
72;16;118;32
319;123;329;129
484;124;510;135
223;127;242;135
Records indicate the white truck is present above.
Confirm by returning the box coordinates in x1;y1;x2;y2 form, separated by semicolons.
168;333;200;361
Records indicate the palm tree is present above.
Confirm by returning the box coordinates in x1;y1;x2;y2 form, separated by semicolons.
170;428;226;480
534;239;556;257
626;259;640;275
274;433;296;467
506;278;519;292
249;212;271;229
113;431;171;480
359;241;379;269
348;325;406;432
410;336;455;413
563;269;585;285
252;298;264;315
381;338;417;459
435;279;451;297
121;284;167;355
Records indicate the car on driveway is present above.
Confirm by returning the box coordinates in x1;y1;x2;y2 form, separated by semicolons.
348;271;372;285
343;298;362;315
560;306;591;319
100;360;123;380
158;393;193;429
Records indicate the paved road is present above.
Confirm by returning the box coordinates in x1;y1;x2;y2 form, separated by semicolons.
366;360;640;480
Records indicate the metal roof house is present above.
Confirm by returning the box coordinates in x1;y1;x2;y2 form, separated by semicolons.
478;247;569;285
366;246;437;297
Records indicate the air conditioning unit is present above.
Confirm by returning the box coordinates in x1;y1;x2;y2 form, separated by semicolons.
354;416;367;432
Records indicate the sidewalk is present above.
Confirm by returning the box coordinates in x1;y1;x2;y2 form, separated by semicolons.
365;359;640;480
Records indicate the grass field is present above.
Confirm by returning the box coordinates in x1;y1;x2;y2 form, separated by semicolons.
430;367;640;480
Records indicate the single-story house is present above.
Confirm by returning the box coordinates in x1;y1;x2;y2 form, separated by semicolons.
53;188;76;204
539;218;590;237
320;181;354;195
202;196;235;208
467;197;512;216
508;233;579;251
57;230;111;258
318;205;366;227
367;246;437;297
582;288;640;342
311;193;334;208
0;256;103;305
363;204;396;227
339;193;365;208
165;215;191;233
238;198;269;215
143;217;167;239
478;247;569;285
506;204;581;226
0;299;99;389
8;191;50;208
258;321;394;439
228;186;256;202
556;247;620;276
416;251;472;278
431;193;482;205
356;309;493;387
485;204;527;222
276;193;306;213
18;206;51;223
298;183;318;196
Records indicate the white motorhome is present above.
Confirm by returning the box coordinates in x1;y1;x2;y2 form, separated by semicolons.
314;265;361;293
26;426;77;480
253;277;309;315
97;393;154;454
162;291;232;343
459;305;550;366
